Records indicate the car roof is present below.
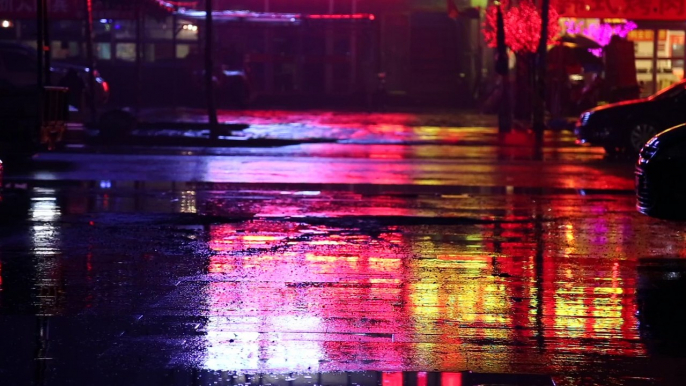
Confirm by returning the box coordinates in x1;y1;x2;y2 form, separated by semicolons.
0;41;34;52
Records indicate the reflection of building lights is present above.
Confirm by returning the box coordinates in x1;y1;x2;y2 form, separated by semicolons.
180;190;197;213
383;372;403;386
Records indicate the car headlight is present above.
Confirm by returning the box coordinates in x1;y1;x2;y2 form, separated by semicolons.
638;137;659;163
578;111;592;126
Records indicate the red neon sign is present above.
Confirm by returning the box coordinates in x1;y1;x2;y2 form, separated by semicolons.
308;13;375;20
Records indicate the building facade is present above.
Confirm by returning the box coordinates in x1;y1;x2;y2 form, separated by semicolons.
0;0;482;107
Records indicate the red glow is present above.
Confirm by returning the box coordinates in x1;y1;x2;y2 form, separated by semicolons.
383;372;403;386
308;13;375;20
441;373;462;386
102;81;109;94
483;0;560;53
417;372;428;386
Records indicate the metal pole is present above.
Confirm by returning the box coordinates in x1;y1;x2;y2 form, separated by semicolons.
37;0;44;90
533;0;550;152
84;0;97;124
172;10;178;109
135;0;143;117
43;0;51;85
205;0;219;137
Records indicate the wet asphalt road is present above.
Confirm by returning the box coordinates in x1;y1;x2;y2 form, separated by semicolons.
1;112;685;385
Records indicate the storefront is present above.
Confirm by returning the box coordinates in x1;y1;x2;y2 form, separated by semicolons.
560;1;686;97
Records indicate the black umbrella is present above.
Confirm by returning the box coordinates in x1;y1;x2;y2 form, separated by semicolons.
559;34;602;49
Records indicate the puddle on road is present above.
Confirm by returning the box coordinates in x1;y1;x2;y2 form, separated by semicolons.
0;184;683;385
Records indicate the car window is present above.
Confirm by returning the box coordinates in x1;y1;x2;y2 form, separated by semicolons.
650;81;686;101
662;141;686;159
0;50;37;72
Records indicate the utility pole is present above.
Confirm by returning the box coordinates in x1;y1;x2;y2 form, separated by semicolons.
495;3;511;133
84;0;97;124
43;0;51;85
205;0;219;139
532;0;550;151
135;0;143;117
36;0;45;90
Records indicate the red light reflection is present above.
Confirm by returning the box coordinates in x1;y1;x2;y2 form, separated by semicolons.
382;372;403;386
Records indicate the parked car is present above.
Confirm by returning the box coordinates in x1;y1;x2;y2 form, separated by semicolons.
635;122;686;218
0;41;109;107
575;79;686;155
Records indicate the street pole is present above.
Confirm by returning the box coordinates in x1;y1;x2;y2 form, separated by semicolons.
36;0;45;90
84;0;97;124
533;0;550;153
205;0;219;139
135;0;143;118
495;4;511;133
43;0;51;85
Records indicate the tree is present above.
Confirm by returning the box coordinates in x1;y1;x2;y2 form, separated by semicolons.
483;0;560;55
483;0;559;126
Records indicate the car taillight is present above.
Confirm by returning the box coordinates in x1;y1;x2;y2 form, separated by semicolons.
102;81;109;93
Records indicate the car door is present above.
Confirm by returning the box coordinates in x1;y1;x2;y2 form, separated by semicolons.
0;49;37;88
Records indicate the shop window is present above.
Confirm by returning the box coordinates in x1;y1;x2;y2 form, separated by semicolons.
113;20;136;39
116;43;136;61
628;29;654;59
50;21;82;40
145;17;172;39
176;22;199;41
94;19;112;40
144;43;174;62
635;59;653;98
176;44;191;59
96;43;112;60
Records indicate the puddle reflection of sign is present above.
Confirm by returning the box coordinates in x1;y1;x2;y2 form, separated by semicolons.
560;0;686;20
0;0;81;19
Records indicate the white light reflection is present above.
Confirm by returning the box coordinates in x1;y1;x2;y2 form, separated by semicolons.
30;188;62;314
203;314;323;372
30;188;62;256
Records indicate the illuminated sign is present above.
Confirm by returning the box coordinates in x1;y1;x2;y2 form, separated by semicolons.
559;0;686;21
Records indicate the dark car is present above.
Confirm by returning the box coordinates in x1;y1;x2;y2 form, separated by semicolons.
0;41;109;107
575;80;686;154
635;122;686;218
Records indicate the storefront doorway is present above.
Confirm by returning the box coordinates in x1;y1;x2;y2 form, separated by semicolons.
630;25;686;97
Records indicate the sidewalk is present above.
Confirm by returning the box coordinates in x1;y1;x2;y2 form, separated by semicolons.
65;107;577;148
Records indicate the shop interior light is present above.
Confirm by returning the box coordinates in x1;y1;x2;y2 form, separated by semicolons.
1;20;12;28
182;24;198;31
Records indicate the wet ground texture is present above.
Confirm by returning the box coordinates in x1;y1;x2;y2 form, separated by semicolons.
1;111;685;386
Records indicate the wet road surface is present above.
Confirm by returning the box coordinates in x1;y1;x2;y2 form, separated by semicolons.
1;114;684;385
